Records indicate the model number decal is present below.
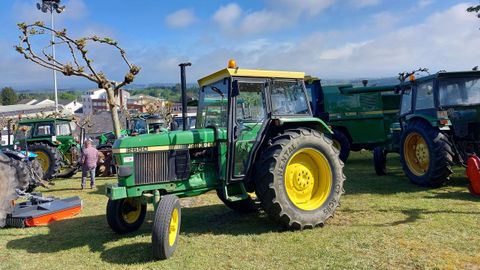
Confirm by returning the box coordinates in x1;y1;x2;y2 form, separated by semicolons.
123;156;134;163
126;147;148;153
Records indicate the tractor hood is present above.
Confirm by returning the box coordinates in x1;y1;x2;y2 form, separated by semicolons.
112;128;222;154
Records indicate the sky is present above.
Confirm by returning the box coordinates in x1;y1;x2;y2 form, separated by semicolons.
0;0;479;90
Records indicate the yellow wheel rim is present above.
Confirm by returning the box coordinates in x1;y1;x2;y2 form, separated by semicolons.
168;208;179;246
332;139;341;151
284;148;332;211
34;151;50;172
403;132;430;176
121;198;142;224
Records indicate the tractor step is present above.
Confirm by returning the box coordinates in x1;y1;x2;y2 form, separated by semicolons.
5;195;82;228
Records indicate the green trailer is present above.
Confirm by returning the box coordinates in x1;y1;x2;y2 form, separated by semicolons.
105;61;346;259
306;79;402;171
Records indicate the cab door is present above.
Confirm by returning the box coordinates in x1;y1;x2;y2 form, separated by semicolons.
227;79;268;183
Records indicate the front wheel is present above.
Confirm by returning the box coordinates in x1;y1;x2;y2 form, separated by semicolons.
106;198;146;234
152;195;181;260
255;128;345;230
400;120;453;187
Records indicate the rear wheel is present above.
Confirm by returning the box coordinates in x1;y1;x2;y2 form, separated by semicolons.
28;143;62;180
332;130;350;163
152;195;181;260
106;198;146;234
255;128;345;229
216;189;259;214
400;120;453;187
373;147;387;176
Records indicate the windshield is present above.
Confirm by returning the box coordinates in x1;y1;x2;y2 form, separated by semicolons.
196;80;228;129
439;77;480;106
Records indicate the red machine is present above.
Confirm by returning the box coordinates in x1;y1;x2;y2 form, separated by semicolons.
466;154;480;196
6;194;82;228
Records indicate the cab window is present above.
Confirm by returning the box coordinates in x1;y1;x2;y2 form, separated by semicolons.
400;87;413;115
270;81;309;115
197;80;228;129
415;81;434;110
34;123;54;136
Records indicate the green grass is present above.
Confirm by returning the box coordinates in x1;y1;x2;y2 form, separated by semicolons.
1;152;480;270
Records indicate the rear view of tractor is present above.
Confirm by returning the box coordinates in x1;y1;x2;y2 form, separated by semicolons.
306;78;402;171
12;118;81;180
105;61;346;259
396;70;480;194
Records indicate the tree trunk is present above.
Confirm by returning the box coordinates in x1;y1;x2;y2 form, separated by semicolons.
105;87;122;138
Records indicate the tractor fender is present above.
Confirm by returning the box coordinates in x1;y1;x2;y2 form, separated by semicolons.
466;155;480;196
273;117;333;134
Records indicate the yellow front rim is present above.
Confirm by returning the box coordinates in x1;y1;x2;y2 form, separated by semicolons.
332;140;341;151
404;132;430;176
168;208;179;246
34;151;50;172
284;148;332;211
121;198;142;224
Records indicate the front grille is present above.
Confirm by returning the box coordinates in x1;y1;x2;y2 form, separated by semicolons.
134;151;172;185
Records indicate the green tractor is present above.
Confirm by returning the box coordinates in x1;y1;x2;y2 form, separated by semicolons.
105;62;346;259
306;78;402;170
13;118;80;180
394;70;480;190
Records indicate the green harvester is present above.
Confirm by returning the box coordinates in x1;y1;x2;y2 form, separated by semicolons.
306;79;402;174
105;61;346;259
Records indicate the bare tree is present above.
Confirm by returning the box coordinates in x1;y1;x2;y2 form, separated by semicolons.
467;4;480;17
15;21;140;137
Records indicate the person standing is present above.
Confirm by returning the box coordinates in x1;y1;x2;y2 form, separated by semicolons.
81;140;99;189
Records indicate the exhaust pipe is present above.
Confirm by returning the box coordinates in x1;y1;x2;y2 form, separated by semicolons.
179;63;192;131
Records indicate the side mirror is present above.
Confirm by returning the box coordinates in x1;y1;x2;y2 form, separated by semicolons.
232;80;239;97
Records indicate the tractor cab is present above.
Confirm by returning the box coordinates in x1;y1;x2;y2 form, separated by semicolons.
107;61;344;260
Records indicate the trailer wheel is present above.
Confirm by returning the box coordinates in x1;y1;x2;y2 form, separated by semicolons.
373;147;387;176
332;130;350;163
255;128;345;230
28;143;62;180
216;189;259;214
152;195;181;260
106;198;146;234
400;120;453;187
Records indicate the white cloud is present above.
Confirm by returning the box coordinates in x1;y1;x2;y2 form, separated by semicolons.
212;0;336;36
200;3;480;80
213;3;242;27
165;9;196;28
418;0;434;9
350;0;381;8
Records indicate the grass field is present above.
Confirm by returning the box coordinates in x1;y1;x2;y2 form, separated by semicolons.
1;152;479;270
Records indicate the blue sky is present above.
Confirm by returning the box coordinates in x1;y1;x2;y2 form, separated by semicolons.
0;0;478;89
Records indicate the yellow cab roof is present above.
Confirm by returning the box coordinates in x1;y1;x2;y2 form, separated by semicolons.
198;68;305;87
